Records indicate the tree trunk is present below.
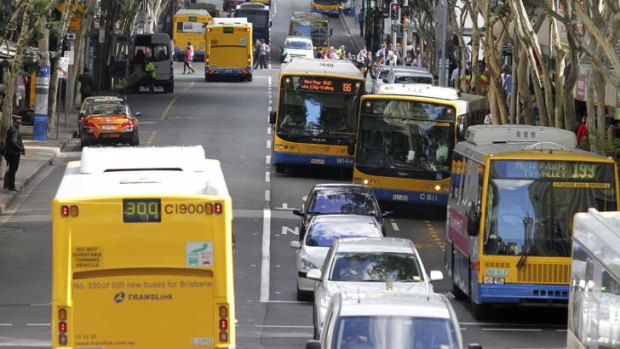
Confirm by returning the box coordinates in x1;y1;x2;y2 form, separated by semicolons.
517;46;533;125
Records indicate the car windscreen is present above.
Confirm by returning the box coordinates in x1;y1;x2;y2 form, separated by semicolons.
306;222;381;247
286;40;312;50
90;104;128;116
330;252;423;282
393;75;434;84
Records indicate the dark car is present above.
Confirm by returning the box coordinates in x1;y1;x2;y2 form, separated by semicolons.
293;183;390;241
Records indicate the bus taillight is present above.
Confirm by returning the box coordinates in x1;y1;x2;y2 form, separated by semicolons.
218;305;229;343
58;308;68;346
214;202;223;215
61;205;79;217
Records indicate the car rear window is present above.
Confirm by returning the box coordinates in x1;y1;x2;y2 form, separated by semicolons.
330;252;423;282
309;192;377;215
306;222;381;247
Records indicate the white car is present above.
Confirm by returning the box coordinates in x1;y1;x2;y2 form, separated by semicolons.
306;290;480;349
307;237;444;338
280;36;315;63
289;215;384;301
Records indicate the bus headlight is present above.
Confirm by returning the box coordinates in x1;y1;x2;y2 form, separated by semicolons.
484;276;505;284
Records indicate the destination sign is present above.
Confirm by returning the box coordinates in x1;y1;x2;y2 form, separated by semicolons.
492;160;614;181
123;199;161;223
292;77;358;93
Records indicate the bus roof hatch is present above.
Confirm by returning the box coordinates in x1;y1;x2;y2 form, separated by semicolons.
464;125;577;147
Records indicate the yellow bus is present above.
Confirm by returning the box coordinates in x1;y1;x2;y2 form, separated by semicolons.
352;84;487;205
569;209;620;349
445;125;619;320
205;17;253;81
173;9;212;61
269;59;365;173
311;0;351;16
51;146;235;349
288;12;331;57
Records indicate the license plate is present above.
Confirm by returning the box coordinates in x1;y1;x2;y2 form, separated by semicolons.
310;159;325;165
101;133;120;138
392;194;408;201
102;125;115;130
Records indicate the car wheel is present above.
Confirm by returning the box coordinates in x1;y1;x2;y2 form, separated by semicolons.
296;286;311;302
130;131;140;146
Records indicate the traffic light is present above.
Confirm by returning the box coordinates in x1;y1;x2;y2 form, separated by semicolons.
389;2;399;21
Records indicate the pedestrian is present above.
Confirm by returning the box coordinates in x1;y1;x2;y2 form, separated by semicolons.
183;46;195;74
253;39;262;69
4;115;25;192
258;39;269;69
413;50;422;67
144;58;156;93
78;68;95;102
404;50;414;66
576;116;589;149
187;42;196;73
375;43;387;59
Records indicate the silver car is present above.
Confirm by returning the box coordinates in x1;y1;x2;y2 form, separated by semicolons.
307;237;444;338
289;215;384;301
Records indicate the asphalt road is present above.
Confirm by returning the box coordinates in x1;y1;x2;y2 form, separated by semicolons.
0;0;569;348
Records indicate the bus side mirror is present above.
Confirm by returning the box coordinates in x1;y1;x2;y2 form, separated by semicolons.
270;21;273;27
269;111;276;125
347;143;355;156
467;208;480;236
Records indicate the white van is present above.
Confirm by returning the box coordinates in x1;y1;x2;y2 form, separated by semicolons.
127;33;175;93
306;291;481;349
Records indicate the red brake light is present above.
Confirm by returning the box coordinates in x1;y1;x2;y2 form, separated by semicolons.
219;318;228;330
83;121;96;128
59;322;67;333
215;203;223;215
121;121;134;127
61;205;70;217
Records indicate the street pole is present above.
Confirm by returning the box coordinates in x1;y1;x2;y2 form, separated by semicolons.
401;0;407;64
34;23;50;141
392;7;398;56
439;0;448;86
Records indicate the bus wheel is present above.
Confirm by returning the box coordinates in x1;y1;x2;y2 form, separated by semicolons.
471;300;488;320
275;164;285;173
247;75;253;82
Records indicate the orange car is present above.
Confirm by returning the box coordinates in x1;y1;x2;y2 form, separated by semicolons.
80;103;141;148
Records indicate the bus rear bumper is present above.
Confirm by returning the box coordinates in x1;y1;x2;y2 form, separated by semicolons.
273;152;353;168
477;283;569;305
371;188;447;205
205;67;253;76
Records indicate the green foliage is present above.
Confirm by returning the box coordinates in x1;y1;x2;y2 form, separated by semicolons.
589;129;620;161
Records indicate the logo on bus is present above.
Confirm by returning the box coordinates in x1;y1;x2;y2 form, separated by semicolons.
114;292;126;303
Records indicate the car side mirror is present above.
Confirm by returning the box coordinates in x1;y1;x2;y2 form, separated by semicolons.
382;211;393;218
429;270;444;281
467;208;480;236
269;111;276;125
134;112;142;117
347;143;355;156
289;240;301;249
306;340;321;349
293;209;304;217
306;268;322;281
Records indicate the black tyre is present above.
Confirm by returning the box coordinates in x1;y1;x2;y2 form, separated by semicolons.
247;74;253;82
130;131;140;146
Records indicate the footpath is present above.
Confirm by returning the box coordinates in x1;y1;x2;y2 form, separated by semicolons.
0;118;76;213
339;10;366;54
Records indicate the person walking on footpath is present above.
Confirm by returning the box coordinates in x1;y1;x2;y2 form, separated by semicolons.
253;39;262;69
78;68;95;102
4;115;25;192
258;39;269;69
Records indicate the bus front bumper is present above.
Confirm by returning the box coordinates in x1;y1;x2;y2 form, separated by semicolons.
273;151;353;169
370;187;448;205
476;283;569;305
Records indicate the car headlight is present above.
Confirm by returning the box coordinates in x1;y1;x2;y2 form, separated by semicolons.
300;257;317;272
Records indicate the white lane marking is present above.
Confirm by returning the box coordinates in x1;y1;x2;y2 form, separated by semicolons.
481;328;543;332
267;126;272;135
0;324;12;326
391;222;399;231
265;190;270;202
275;203;290;210
0;340;52;347
265;172;270;183
257;325;313;328
260;208;271;302
266;155;271;164
25;323;49;326
267;140;271;149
